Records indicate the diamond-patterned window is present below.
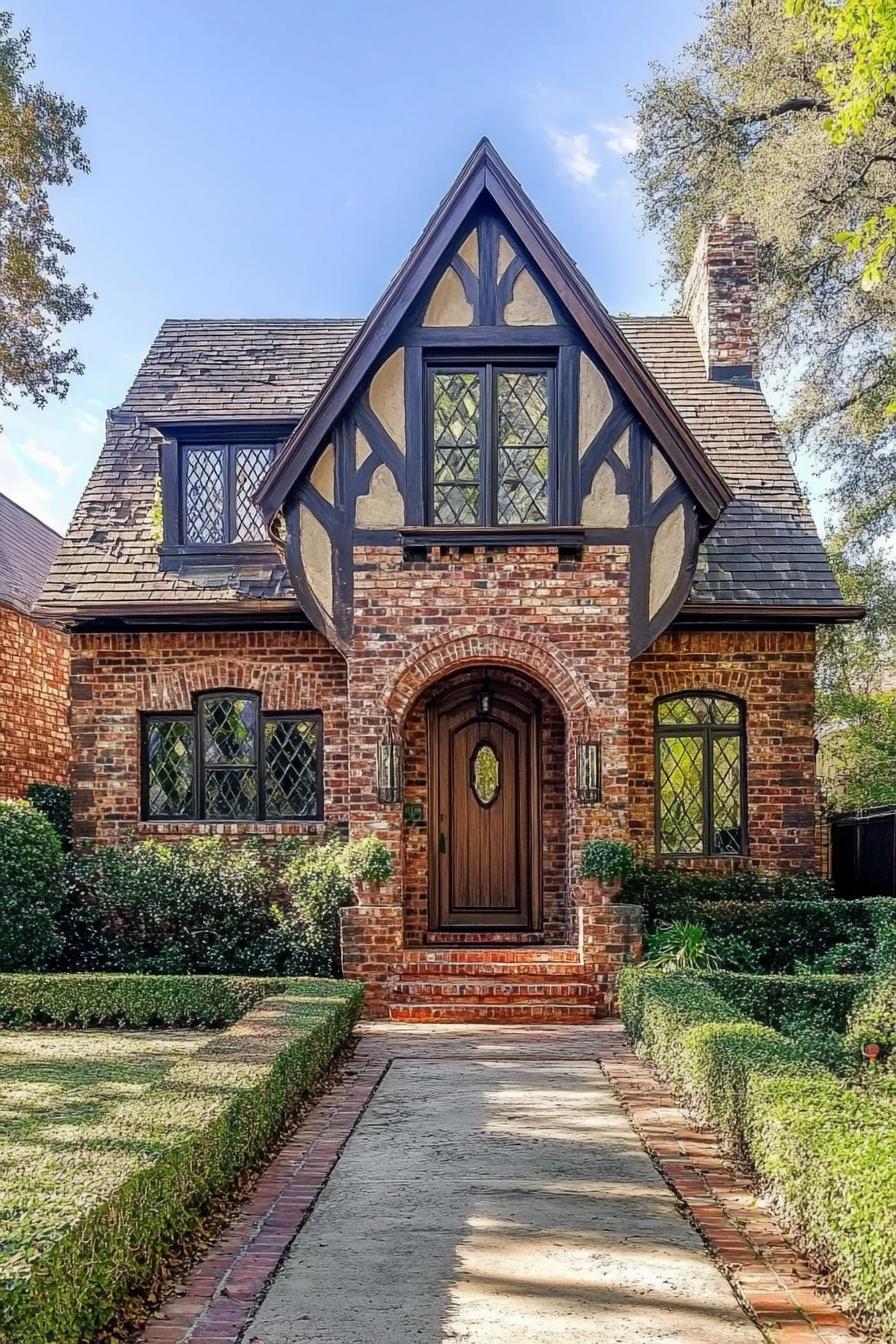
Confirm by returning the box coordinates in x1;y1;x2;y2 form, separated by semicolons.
181;441;276;548
141;696;323;821
429;363;552;526
655;694;745;856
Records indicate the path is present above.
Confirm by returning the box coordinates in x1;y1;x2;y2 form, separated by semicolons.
249;1024;760;1344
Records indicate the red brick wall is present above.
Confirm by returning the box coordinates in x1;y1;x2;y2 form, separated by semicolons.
0;605;69;797
628;628;817;870
69;629;348;843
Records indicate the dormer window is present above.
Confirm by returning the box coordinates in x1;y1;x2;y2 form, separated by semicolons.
428;362;553;526
183;441;274;545
158;425;293;563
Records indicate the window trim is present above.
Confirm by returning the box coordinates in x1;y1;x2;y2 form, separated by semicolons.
653;691;747;858
140;693;324;823
156;423;294;565
424;355;557;528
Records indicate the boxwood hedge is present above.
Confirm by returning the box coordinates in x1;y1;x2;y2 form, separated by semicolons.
691;970;870;1034
0;978;363;1344
619;966;896;1340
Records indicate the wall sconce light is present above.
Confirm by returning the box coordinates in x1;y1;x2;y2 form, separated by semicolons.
575;738;601;803
478;678;492;717
376;720;404;805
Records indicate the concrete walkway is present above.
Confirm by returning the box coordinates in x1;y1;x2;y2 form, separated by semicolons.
250;1024;760;1344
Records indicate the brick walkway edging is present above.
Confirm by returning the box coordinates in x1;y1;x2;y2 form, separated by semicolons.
595;1029;864;1344
138;1056;388;1344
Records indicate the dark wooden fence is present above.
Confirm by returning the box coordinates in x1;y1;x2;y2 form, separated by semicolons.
830;805;896;898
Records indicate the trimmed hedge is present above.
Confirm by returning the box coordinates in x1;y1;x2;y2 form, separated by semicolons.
845;974;896;1059
0;979;364;1344
647;897;896;972
621;863;833;917
24;783;72;850
0;973;309;1029
692;970;870;1034
619;966;896;1340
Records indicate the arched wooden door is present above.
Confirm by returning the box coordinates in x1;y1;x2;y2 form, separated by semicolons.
428;680;541;932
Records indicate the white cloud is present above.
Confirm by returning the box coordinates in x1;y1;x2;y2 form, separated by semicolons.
593;119;639;156
73;409;102;436
15;437;73;482
549;130;600;185
0;438;65;530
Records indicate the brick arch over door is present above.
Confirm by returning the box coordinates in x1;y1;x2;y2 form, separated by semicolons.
385;628;597;733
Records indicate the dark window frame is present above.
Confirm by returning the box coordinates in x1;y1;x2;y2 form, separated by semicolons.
654;691;748;858
424;355;557;527
157;423;293;564
140;691;324;822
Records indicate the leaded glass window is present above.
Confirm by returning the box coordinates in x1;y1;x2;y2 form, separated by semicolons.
182;442;275;547
655;694;746;856
141;697;323;821
429;363;553;526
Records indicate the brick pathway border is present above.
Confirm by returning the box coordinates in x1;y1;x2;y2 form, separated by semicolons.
139;1055;387;1344
594;1028;864;1344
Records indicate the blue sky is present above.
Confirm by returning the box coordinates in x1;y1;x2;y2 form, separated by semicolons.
3;0;707;532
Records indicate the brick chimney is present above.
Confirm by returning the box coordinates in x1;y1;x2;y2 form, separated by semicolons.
681;214;760;386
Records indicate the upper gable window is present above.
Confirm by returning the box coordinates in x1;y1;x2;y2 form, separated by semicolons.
429;362;553;526
182;442;274;546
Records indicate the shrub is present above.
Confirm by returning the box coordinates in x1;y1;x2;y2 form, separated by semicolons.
0;973;302;1028
694;970;869;1035
645;921;721;972
24;783;72;850
621;863;833;920
620;966;896;1340
274;841;354;977
579;839;637;884
845;974;896;1061
0;982;363;1344
340;836;394;885
0;801;64;971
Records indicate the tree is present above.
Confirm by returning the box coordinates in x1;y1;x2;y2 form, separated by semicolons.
628;0;896;540
790;0;896;292
0;11;92;417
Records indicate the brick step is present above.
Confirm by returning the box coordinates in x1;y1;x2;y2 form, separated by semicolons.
388;1002;598;1024
423;931;548;945
391;977;596;1004
398;963;587;983
403;947;582;970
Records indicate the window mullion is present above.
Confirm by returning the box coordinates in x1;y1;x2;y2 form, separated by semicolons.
482;363;495;525
196;704;206;820
258;713;266;821
703;726;713;856
225;446;236;545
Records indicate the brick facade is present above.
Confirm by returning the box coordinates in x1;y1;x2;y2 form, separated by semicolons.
68;629;348;844
629;628;817;870
0;605;70;798
682;213;760;381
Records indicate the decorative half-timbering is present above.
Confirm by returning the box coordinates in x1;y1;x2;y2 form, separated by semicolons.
277;181;707;656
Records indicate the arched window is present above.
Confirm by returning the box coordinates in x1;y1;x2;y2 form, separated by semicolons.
655;693;746;857
141;690;323;821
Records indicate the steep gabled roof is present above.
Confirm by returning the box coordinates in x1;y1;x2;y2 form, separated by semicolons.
255;139;732;524
0;492;62;616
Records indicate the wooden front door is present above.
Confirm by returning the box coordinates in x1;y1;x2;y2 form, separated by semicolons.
428;682;541;931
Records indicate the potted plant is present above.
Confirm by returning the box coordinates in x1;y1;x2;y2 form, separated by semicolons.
578;839;636;903
340;835;395;902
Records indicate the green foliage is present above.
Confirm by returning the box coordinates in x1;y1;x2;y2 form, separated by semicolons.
845;973;896;1060
645;921;721;972
693;969;869;1034
628;0;896;545
0;801;64;971
59;836;354;978
0;12;93;421
340;836;394;885
0;973;301;1028
621;862;832;920
24;783;72;850
0;982;363;1344
620;966;896;1338
789;0;896;291
578;839;637;883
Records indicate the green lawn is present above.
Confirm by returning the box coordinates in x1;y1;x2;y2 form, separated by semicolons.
0;1030;216;1278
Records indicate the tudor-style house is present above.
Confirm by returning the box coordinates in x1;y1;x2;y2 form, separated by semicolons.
40;141;861;1019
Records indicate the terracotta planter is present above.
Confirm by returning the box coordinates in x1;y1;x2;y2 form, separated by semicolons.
580;877;621;905
355;878;382;905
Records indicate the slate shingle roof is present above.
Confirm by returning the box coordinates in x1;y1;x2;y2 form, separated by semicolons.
39;314;844;617
0;492;62;616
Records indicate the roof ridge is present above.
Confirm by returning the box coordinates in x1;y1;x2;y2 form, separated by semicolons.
158;316;365;327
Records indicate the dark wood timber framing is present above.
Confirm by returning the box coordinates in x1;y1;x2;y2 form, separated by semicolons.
254;139;732;524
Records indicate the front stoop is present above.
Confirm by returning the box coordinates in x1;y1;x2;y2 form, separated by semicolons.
387;946;600;1023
